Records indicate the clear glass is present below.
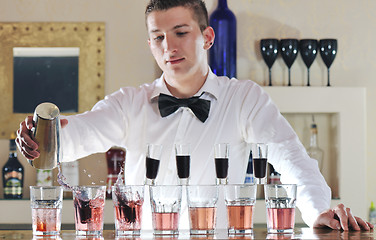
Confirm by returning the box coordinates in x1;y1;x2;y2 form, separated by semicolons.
73;185;106;236
224;184;257;235
149;185;182;236
112;185;144;236
175;144;190;185
264;184;297;234
30;186;63;236
187;185;219;235
145;144;163;185
214;143;229;185
251;143;268;184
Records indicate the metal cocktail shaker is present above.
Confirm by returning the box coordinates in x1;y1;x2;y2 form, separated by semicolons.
29;102;61;169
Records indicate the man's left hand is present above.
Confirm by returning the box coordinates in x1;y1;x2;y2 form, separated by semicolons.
313;203;373;231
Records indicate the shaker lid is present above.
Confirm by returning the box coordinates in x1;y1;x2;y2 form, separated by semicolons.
35;102;60;120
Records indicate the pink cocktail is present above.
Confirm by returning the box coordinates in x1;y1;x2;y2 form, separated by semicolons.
30;186;63;236
73;186;106;236
189;207;216;234
264;184;297;234
112;185;144;236
267;208;295;232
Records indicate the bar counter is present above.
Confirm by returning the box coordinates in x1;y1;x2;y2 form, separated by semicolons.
0;227;374;240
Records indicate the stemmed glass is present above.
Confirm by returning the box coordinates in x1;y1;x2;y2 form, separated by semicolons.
251;143;268;184
145;144;163;185
280;39;299;86
299;39;318;86
319;39;338;87
214;143;229;185
175;144;190;185
260;39;279;86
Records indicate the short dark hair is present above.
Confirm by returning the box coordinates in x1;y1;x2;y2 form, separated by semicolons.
145;0;209;32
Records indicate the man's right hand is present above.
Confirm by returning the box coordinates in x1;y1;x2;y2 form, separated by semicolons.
15;116;68;160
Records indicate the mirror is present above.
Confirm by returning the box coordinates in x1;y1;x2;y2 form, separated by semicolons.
0;22;105;138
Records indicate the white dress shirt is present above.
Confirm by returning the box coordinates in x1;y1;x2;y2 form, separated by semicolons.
61;69;331;228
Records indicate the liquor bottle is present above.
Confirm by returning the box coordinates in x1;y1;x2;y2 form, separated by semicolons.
244;150;254;184
36;169;53;186
106;147;126;198
209;0;237;78
306;117;324;171
268;163;281;184
60;161;79;198
2;132;24;199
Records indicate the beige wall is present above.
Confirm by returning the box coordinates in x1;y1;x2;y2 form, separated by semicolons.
0;0;375;214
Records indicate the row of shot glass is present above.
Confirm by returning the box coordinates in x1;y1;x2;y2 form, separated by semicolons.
146;142;269;186
30;183;297;237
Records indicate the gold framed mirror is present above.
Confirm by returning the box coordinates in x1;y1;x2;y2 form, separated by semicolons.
0;22;105;138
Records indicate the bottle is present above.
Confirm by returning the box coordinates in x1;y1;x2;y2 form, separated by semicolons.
60;161;79;198
36;169;53;186
369;201;376;225
2;132;24;199
306;116;324;171
244;150;254;184
106;147;126;198
209;0;237;78
268;163;281;184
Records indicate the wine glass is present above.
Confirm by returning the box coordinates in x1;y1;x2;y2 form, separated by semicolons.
145;144;163;185
214;143;229;185
280;39;299;86
175;144;190;185
260;39;279;86
319;39;337;87
251;143;268;184
299;39;318;86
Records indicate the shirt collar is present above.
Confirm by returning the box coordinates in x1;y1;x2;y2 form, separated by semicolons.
150;68;220;101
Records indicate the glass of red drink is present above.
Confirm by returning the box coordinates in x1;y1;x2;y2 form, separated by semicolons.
264;184;297;234
112;185;144;236
30;186;63;236
145;144;163;185
175;143;190;185
149;185;182;236
73;185;106;236
224;184;257;235
251;143;268;184
187;185;219;235
214;143;229;185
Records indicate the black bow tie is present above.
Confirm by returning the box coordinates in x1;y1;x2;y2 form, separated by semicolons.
158;93;211;123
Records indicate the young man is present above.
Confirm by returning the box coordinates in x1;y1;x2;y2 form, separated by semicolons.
17;0;371;231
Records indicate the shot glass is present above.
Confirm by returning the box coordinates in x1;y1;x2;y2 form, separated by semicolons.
224;184;257;235
73;185;106;236
187;185;219;235
149;185;182;236
112;185;144;236
264;184;297;234
30;186;63;236
214;143;229;185
175;143;191;185
251;143;268;184
145;144;163;185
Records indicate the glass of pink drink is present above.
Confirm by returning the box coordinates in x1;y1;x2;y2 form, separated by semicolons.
30;186;63;236
187;185;219;235
112;185;144;236
73;185;106;236
149;185;182;236
264;184;297;234
224;184;257;235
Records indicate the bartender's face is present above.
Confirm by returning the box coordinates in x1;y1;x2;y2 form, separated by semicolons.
147;6;213;81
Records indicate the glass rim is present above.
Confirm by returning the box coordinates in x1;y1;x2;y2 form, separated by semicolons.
72;185;106;190
224;183;257;187
30;185;63;190
111;185;145;190
264;183;297;187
